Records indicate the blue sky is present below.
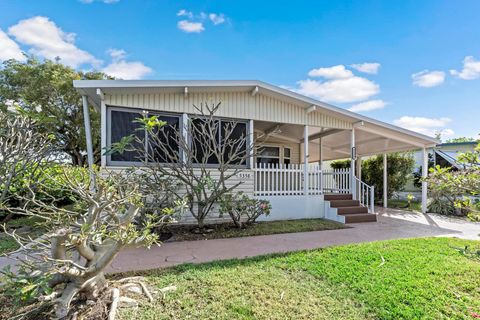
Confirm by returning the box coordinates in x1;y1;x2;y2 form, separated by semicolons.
1;0;479;140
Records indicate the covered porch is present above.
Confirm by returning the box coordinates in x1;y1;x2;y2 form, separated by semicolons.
252;119;436;215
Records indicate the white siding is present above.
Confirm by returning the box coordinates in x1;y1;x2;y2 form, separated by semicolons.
105;91;352;129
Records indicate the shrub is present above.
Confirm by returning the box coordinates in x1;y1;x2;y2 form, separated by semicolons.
219;193;271;228
427;198;455;215
330;159;351;170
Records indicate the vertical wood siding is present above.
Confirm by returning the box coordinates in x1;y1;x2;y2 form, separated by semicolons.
105;92;352;129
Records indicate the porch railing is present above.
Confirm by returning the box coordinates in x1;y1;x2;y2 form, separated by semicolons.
354;176;375;213
253;164;348;196
253;163;307;196
321;168;351;194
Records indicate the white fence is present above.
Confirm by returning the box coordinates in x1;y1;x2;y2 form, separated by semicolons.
253;164;350;196
322;168;351;194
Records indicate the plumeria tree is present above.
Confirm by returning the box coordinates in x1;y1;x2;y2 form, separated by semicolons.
1;167;185;319
426;142;480;221
0;108;54;222
111;102;255;229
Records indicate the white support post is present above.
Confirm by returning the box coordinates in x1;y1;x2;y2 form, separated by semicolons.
383;153;388;208
319;137;323;194
249;119;254;169
350;128;356;199
100;100;107;168
81;95;95;189
422;147;428;213
181;113;188;164
303;125;309;195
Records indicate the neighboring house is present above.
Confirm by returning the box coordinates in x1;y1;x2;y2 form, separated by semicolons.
401;141;478;198
74;80;437;223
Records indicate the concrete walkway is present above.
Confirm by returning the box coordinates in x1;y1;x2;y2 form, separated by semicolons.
107;208;480;274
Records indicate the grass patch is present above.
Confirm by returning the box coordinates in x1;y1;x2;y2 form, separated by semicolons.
119;238;480;320
163;218;347;242
388;199;422;212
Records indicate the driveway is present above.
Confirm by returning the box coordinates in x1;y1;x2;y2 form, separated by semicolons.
107;208;480;273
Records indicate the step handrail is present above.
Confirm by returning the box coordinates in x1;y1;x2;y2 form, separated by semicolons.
353;176;375;214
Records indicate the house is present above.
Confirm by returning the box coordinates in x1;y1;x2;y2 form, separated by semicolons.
400;141;478;199
73;80;438;223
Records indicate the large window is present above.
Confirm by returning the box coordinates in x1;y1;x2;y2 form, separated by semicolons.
108;107;248;167
108;107;181;165
191;118;247;165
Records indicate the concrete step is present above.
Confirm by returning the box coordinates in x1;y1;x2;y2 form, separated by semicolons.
343;213;377;223
324;194;353;201
329;200;360;208
337;206;369;214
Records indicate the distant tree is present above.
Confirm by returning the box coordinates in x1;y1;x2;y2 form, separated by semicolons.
361;153;415;202
330;159;350;170
0;57;112;166
445;137;478;143
330;153;415;203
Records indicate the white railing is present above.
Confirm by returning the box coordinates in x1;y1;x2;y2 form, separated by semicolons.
306;164;323;195
253;163;323;196
322;168;351;194
354;176;375;214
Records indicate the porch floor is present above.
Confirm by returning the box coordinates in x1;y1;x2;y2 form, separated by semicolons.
106;208;479;273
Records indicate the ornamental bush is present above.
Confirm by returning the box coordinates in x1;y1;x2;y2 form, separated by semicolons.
219;192;271;228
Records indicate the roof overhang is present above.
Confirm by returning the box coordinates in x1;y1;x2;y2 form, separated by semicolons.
73;79;439;149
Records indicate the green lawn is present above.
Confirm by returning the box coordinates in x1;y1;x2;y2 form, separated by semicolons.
388;199;422;212
163;218;347;242
120;238;480;320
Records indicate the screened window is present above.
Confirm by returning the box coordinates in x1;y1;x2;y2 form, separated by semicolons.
148;115;180;163
110;110;144;162
108;108;181;164
191;118;247;165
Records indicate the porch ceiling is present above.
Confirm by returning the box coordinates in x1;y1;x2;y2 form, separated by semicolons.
254;120;431;161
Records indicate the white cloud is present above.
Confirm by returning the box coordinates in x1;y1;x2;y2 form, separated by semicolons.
411;70;445;88
102;49;152;79
393;116;453;137
348;99;386;112
0;29;25;61
107;48;126;60
8;16;99;68
350;62;380;74
308;65;353;79
177;20;205;33
294;76;380;103
176;10;226;33
450;56;480;80
209;13;225;25
177;9;193;19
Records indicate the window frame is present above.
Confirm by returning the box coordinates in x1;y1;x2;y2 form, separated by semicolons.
106;106;183;167
106;106;250;169
189;115;249;169
256;144;292;166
